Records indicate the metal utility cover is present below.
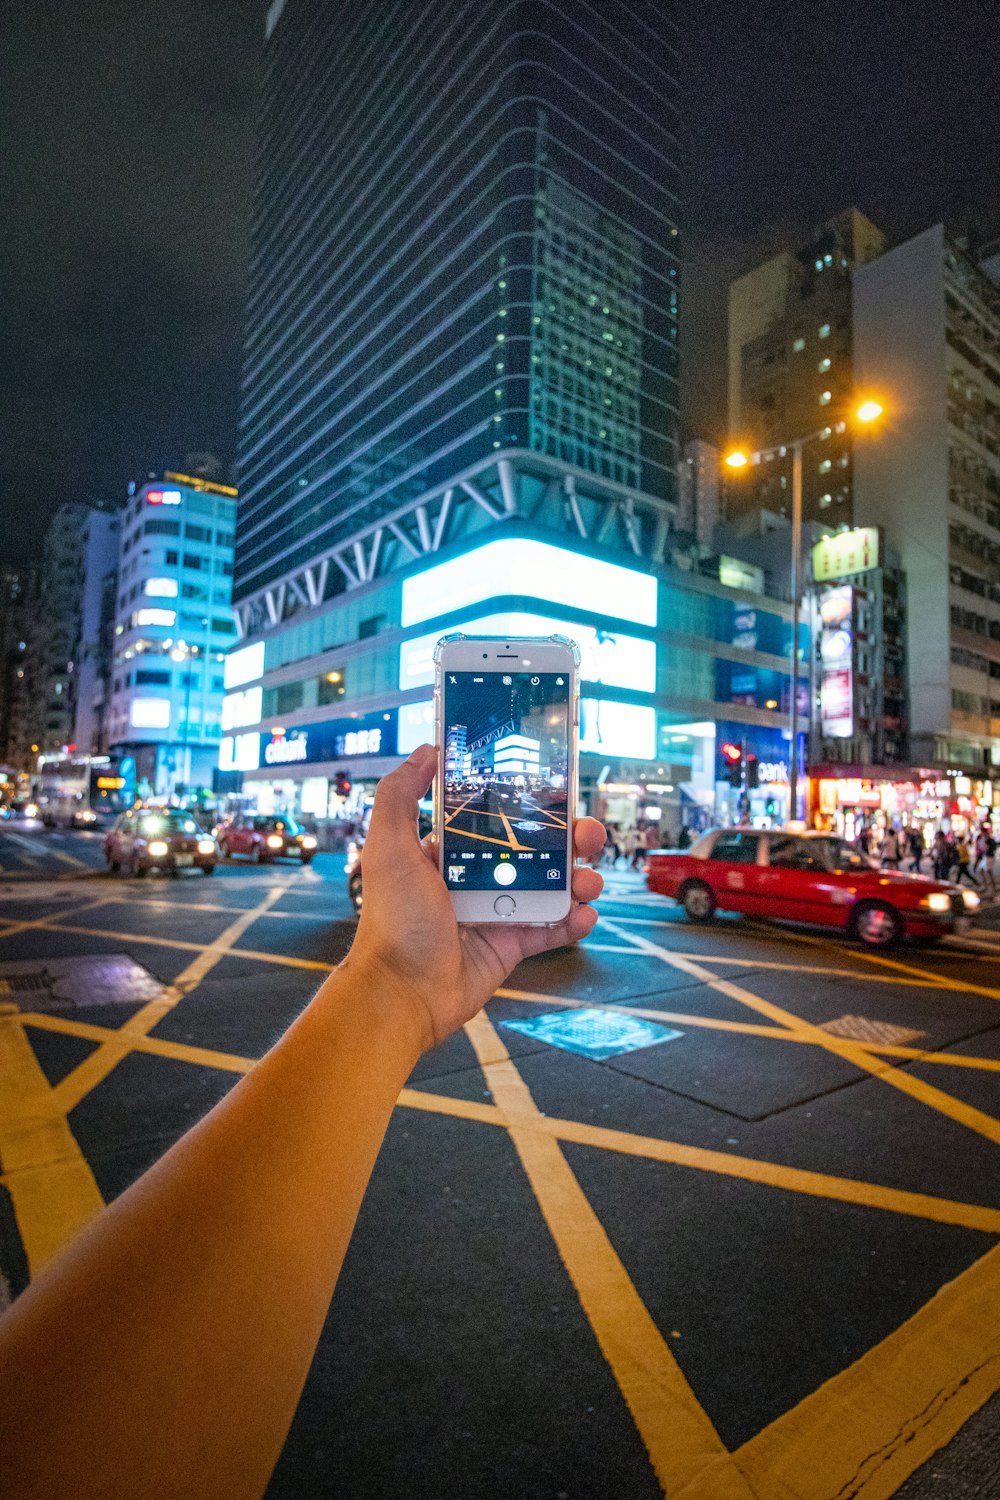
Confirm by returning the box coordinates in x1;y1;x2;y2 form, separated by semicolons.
502;1008;682;1061
820;1014;926;1046
0;954;163;1012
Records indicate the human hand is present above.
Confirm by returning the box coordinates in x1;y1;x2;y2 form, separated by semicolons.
349;744;604;1051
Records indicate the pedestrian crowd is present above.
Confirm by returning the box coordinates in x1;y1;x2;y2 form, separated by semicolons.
860;821;997;894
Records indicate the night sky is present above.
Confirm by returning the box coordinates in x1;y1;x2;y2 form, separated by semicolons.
2;0;998;566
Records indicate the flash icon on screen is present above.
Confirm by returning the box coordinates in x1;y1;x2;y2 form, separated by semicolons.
449;675;457;684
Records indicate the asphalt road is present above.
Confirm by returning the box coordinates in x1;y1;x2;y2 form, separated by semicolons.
1;825;999;1498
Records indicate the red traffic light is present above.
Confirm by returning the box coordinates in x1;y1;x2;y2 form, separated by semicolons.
721;741;742;763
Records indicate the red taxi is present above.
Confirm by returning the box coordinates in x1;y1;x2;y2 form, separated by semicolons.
645;828;979;947
215;814;317;865
104;809;219;877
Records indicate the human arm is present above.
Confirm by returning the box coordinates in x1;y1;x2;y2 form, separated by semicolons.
0;744;604;1500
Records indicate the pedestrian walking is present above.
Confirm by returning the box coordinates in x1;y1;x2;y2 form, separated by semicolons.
907;826;924;873
931;830;950;882
974;829;997;894
880;828;900;869
631;824;648;870
953;834;979;888
677;823;692;850
604;822;621;867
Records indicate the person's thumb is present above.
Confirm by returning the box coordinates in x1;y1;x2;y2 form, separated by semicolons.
366;744;436;852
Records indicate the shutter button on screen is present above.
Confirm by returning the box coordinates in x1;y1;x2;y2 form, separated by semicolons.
494;895;517;917
493;863;516;887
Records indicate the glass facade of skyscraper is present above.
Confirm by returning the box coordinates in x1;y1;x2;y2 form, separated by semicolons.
235;0;681;603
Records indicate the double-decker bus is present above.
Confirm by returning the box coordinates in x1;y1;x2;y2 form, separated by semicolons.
35;755;132;828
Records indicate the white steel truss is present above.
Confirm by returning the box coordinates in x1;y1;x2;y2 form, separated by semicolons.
233;449;675;639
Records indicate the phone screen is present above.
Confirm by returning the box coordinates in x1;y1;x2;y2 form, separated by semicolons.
441;669;571;892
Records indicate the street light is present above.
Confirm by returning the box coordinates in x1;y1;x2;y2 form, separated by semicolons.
723;398;885;824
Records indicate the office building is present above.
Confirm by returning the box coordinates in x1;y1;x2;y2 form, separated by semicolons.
235;0;679;609
107;472;238;800
226;1;811;825
853;223;1000;771
727;209;886;526
27;504;119;756
676;439;720;548
0;566;35;771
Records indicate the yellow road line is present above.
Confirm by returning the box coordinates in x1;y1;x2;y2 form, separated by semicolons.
790;927;1000;1003
463;1008;752;1497
494;986;1000;1074
0;918;336;974
18;1012;1000;1235
46;847;89;869
725;1241;1000;1500
0;1015;104;1273
603;919;1000;1148
0;894;113;941
50;887;287;1114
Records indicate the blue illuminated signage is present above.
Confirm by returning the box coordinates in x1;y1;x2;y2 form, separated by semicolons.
259;710;397;769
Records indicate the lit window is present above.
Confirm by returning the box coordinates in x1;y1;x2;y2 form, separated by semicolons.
824;254;832;266
819;493;832;508
819;390;832;405
818;357;831;372
815;259;823;272
819;459;833;474
792;337;805;352
819;323;831;339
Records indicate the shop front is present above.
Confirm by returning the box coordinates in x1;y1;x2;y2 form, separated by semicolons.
809;764;998;841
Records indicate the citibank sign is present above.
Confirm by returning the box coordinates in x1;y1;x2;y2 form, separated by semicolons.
264;735;308;765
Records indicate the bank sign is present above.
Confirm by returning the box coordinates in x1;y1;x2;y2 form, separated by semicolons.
222;710;399;774
812;527;880;582
261;710;398;769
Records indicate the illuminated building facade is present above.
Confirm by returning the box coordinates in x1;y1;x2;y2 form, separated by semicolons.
235;0;681;615
227;0;809;827
107;474;238;800
853;224;1000;771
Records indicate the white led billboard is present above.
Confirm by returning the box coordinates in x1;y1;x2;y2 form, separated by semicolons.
400;538;657;629
223;640;265;690
218;732;262;772
399;612;655;693
144;577;178;598
130;696;171;730
135;608;176;628
221;686;263;732
579;699;656;759
397;700;435;755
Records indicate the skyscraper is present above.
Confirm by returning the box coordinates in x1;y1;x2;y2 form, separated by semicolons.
235;0;681;622
853;223;1000;771
727;209;886;526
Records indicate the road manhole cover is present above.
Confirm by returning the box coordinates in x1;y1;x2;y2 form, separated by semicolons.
820;1014;926;1046
0;955;163;1013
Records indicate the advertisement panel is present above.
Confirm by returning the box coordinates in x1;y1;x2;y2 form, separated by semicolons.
400;538;658;629
812;528;879;582
819;585;854;738
258;710;398;769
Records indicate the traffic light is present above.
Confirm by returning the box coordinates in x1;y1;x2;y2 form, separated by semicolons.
334;769;352;798
721;741;742;787
746;754;759;789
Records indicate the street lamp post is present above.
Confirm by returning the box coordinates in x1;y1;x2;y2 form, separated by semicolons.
725;399;884;827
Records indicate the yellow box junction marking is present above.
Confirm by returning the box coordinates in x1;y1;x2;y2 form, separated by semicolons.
462;1008;755;1498
602;919;1000;1148
2;887;999;1496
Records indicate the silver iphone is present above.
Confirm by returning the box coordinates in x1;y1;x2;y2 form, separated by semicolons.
433;634;580;924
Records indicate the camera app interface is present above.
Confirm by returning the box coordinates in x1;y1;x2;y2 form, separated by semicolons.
442;670;570;891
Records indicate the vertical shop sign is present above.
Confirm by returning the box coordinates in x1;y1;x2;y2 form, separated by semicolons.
819;585;854;738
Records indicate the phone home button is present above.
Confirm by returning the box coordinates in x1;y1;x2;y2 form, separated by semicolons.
493;895;517;918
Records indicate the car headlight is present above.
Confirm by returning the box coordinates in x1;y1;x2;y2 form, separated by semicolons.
80;811;96;822
197;839;216;855
925;892;951;913
301;835;317;849
25;804;38;818
266;834;284;848
962;890;981;910
147;840;169;857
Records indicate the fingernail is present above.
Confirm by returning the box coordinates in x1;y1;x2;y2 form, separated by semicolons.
407;743;436;763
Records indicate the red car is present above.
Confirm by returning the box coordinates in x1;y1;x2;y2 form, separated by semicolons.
216;813;318;864
645;828;980;947
104;809;218;877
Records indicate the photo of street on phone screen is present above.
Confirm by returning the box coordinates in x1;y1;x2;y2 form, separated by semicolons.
442;670;570;891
